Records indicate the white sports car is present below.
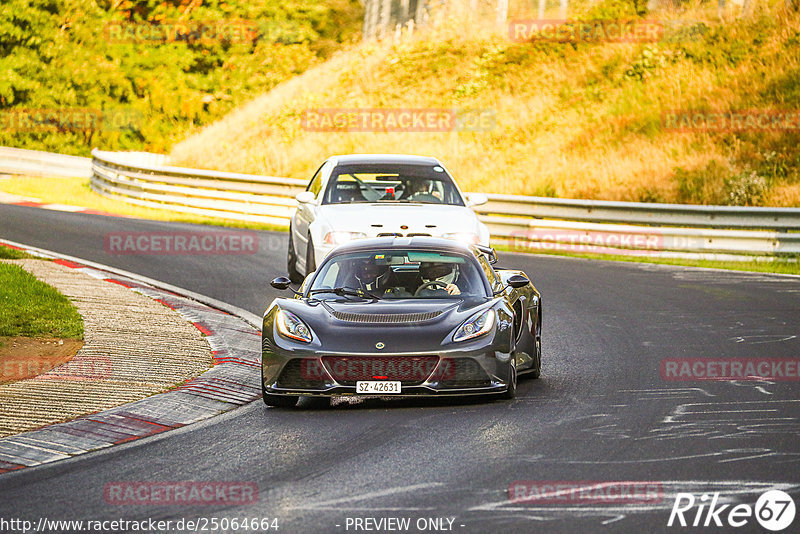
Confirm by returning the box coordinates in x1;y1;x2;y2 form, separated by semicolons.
287;154;490;282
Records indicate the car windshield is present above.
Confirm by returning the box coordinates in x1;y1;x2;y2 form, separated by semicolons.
308;250;487;299
322;163;465;206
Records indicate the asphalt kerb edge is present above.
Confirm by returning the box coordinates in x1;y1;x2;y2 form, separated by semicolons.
0;238;263;475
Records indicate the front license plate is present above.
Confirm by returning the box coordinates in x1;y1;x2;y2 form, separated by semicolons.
356;381;402;394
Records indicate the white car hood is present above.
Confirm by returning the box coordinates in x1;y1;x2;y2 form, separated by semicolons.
317;203;483;238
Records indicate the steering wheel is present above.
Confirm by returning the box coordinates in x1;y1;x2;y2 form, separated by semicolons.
414;280;448;296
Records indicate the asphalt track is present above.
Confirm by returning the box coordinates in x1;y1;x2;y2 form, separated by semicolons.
1;203;799;533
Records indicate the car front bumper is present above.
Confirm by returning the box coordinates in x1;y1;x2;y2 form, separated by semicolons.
262;346;513;397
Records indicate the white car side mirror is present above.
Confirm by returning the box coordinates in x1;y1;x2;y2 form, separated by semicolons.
466;193;488;207
295;191;316;204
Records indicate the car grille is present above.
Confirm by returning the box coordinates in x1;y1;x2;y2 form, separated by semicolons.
375;232;432;238
321;355;439;386
330;310;443;323
439;359;492;388
275;357;493;390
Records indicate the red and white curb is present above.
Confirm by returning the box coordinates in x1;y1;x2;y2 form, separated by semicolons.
0;240;263;475
0;191;124;218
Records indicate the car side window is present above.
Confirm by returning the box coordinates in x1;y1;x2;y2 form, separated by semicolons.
307;165;324;197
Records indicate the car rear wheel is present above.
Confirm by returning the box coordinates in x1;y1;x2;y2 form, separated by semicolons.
287;226;303;284
305;234;316;275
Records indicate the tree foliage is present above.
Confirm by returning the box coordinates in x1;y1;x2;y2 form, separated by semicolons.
0;0;362;155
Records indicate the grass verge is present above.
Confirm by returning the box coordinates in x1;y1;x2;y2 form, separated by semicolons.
0;262;84;339
0;246;38;260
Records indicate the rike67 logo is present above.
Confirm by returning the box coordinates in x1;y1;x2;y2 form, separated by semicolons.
668;490;796;531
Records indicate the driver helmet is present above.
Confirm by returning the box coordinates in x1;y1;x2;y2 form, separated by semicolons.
404;179;429;198
354;259;390;289
419;262;456;286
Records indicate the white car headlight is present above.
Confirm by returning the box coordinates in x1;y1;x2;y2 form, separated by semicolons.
323;231;367;246
276;309;313;343
453;309;495;342
443;232;480;245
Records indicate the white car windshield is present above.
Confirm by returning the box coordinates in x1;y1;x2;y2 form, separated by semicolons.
309;250;487;299
322;163;465;206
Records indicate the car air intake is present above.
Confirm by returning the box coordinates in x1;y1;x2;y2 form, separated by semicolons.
330;310;443;323
276;359;328;389
439;359;493;388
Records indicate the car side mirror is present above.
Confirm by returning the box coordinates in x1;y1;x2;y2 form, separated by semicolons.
466;193;488;207
493;274;530;295
270;276;292;290
295;191;316;204
507;274;530;288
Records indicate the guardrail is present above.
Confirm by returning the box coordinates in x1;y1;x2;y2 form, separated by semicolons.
2;147;800;258
0;147;92;179
91;149;304;227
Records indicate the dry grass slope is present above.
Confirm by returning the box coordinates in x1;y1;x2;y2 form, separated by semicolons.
171;0;800;206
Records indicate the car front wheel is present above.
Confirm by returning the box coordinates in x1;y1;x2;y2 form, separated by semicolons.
287;227;303;283
501;361;517;400
305;235;316;275
261;372;298;407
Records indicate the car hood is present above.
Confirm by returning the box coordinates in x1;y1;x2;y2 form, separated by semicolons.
271;297;494;352
317;203;481;237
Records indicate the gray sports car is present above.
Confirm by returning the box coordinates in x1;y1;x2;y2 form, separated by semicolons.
261;237;542;407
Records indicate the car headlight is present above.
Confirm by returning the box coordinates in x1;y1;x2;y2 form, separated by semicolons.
323;231;367;245
276;309;313;343
443;232;480;245
453;308;495;342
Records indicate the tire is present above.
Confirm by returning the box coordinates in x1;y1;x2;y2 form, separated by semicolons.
530;312;542;379
305;235;316;275
261;371;298;408
262;393;298;408
287;226;303;284
501;361;517;400
299;395;330;409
